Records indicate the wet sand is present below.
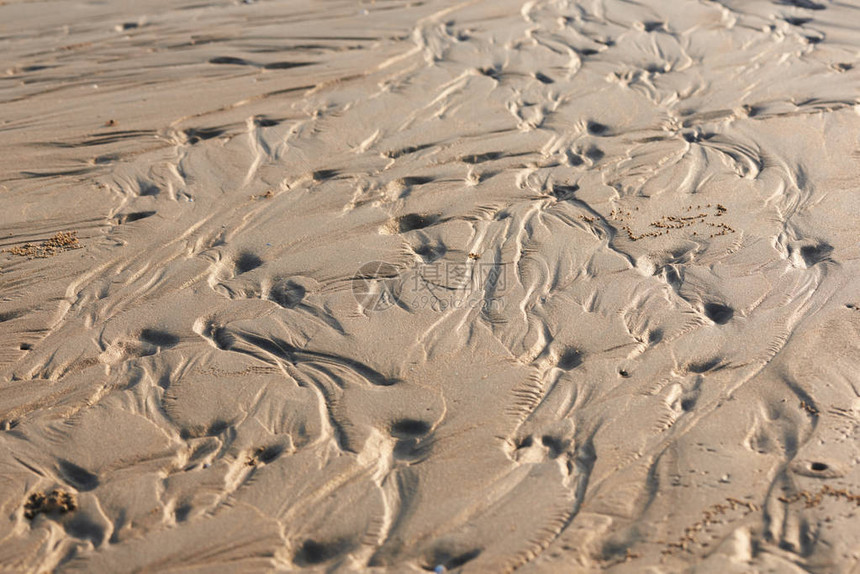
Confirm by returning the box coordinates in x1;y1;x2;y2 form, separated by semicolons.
2;0;860;571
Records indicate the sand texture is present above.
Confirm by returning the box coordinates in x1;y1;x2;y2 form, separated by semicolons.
2;0;860;571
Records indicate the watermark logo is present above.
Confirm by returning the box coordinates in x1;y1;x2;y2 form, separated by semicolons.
351;260;400;311
351;259;508;313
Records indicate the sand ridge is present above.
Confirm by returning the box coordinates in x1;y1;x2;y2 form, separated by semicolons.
1;0;860;571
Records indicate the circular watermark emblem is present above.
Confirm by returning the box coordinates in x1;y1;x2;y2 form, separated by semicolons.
351;260;400;311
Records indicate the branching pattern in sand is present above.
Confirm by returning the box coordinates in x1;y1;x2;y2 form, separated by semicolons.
2;0;860;571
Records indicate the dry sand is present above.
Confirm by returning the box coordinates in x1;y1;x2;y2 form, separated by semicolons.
2;0;860;571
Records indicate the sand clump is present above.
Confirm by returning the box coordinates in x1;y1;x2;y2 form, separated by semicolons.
23;489;77;520
3;231;81;259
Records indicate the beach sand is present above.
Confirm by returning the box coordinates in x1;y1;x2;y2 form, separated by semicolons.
2;0;860;571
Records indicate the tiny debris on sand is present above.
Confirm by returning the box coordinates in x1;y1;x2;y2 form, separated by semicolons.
23;490;77;520
4;231;81;258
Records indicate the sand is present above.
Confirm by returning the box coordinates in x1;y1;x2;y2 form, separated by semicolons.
2;0;860;571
